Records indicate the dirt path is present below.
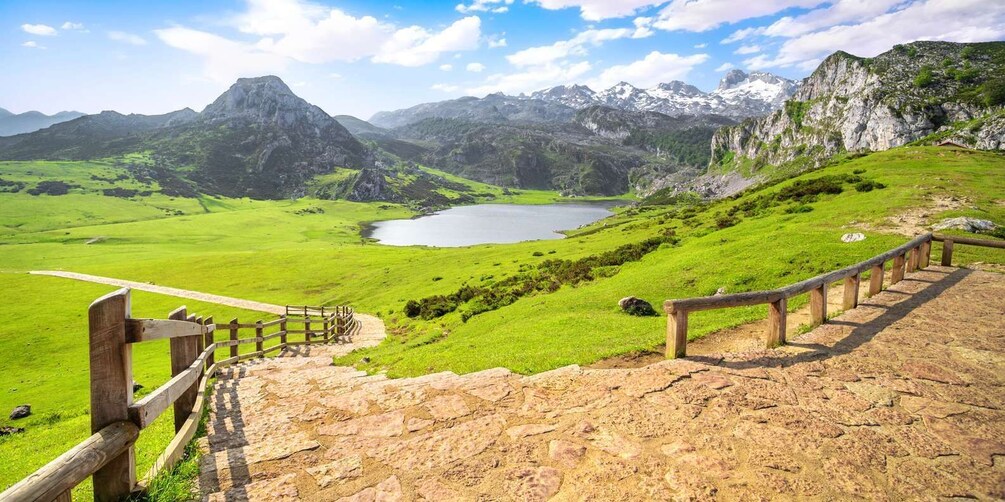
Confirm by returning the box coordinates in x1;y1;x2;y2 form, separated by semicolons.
201;266;1005;501
28;270;386;346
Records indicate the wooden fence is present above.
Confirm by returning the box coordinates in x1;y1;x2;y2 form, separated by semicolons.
0;292;355;502
663;233;1005;358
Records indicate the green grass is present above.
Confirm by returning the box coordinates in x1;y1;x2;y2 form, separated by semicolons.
0;146;1002;496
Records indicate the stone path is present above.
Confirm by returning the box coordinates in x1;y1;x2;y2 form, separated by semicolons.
201;266;1005;501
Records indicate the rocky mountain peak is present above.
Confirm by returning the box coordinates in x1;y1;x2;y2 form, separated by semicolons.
717;69;749;91
200;75;322;127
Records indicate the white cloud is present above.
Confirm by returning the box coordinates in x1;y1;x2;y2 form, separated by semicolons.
456;0;514;14
372;16;481;66
714;62;734;72
527;0;667;21
440;63;454;71
693;42;707;48
466;61;592;95
745;0;1005;70
488;36;508;48
722;26;765;43
506;27;634;66
21;41;45;49
763;0;905;38
588;51;709;89
158;0;483;80
108;31;147;46
155;26;288;83
22;24;57;36
734;44;760;54
432;83;461;92
466;62;486;72
61;21;85;30
653;0;822;32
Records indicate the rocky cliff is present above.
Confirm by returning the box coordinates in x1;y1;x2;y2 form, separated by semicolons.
711;41;1005;174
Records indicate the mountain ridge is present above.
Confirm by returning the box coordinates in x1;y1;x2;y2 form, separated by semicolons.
0;109;86;137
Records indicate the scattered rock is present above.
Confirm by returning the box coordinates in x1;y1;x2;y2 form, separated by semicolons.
9;405;30;420
932;217;997;233
841;233;866;243
714;287;727;296
505;467;563;502
0;426;25;436
549;440;587;468
618;296;657;316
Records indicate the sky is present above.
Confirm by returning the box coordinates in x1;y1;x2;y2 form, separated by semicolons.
2;0;1004;119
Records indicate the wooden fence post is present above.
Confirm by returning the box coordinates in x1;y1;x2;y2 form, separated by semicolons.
229;318;239;358
907;247;919;273
941;239;954;266
810;285;827;326
766;298;786;348
89;288;136;501
204;316;215;367
920;241;931;269
892;254;906;284
666;310;688;359
323;316;330;343
843;273;860;310
170;308;199;434
255;320;263;355
305;318;312;346
280;315;287;345
869;264;884;297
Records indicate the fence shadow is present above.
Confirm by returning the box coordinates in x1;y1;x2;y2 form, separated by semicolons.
200;365;252;500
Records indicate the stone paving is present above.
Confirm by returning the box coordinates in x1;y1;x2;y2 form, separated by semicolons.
201;266;1005;501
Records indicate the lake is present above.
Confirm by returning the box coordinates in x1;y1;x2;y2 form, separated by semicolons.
364;202;621;247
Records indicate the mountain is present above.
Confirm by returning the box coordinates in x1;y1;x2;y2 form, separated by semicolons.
710;41;1005;179
335;115;387;137
527;70;800;118
0;109;86;136
0;76;372;198
369;93;576;129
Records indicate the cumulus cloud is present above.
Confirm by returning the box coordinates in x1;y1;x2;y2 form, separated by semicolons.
722;26;765;43
155;26;288;83
653;0;822;32
440;64;454;71
21;41;45;49
527;0;666;21
487;35;508;48
506;27;637;67
588;51;709;89
466;62;486;72
108;31;148;46
763;0;905;38
61;21;85;30
466;61;592;95
714;62;734;72
456;0;514;14
734;44;760;54
22;24;57;36
372;16;481;66
744;0;1005;70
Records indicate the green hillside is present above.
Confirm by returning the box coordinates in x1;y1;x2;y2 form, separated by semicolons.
0;146;1003;496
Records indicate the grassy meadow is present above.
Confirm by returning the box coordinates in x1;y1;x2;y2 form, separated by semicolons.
0;146;1003;496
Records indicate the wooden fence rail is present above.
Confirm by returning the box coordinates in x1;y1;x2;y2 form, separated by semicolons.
1;295;354;502
663;233;1003;359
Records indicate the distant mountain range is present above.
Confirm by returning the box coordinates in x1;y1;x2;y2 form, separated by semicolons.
0;108;85;137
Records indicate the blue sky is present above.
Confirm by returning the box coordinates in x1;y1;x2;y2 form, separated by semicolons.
2;0;1003;119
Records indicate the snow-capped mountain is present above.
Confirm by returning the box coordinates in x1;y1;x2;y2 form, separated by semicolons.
527;70;800;118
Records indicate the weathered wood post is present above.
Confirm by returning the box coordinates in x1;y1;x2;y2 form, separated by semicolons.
323;316;330;343
810;285;827;326
843;273;860;310
229;318;239;358
280;315;287;345
891;254;906;284
171;308;199;433
868;264;884;297
666;306;687;359
920;240;931;269
204;316;215;367
305;318;312;346
89;288;136;501
766;298;786;348
907;247;919;273
941;239;954;266
255;320;263;355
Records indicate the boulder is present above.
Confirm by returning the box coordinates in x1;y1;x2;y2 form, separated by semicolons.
0;426;25;436
619;297;657;316
9;405;30;420
841;232;866;243
932;217;997;233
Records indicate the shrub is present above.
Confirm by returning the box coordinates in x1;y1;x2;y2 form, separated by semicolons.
776;176;844;202
785;205;814;214
404;300;421;318
961;46;975;60
532;251;544;257
714;213;740;229
914;65;934;88
27;180;75;196
854;180;887;192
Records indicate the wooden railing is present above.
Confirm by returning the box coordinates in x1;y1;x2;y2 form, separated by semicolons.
0;291;355;502
663;233;1004;358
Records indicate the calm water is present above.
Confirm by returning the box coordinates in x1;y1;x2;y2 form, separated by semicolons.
364;202;620;247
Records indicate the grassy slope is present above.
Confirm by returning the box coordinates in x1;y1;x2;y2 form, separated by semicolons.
0;146;1002;494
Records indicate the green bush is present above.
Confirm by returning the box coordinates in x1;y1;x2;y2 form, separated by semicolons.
914;65;934;88
785;204;814;214
714;213;740;229
776;176;844;202
854;180;887;192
